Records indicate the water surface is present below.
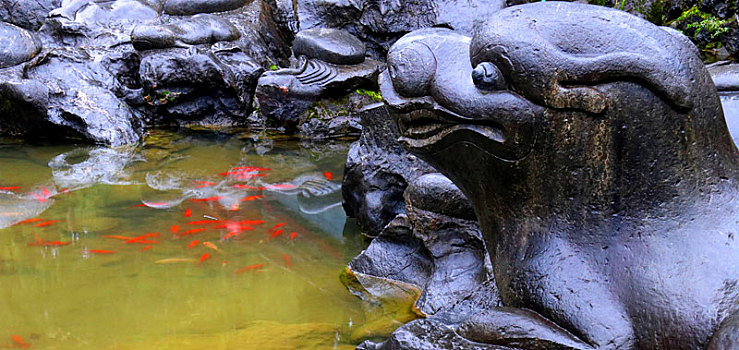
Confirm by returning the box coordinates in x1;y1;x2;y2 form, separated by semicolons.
0;129;372;349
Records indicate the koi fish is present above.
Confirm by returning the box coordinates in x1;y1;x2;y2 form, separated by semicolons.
0;186;19;191
14;218;44;225
140;246;153;251
324;172;333;181
187;220;220;225
269;229;284;240
35;220;61;227
126;233;160;243
27;235;71;247
188;240;199;248
155;258;197;264
190;196;223;202
241;220;266;225
33;193;47;203
221;231;240;241
11;334;29;349
184;208;192;217
232;185;263;190
198;252;211;266
240;195;263;202
202;241;222;253
179;228;207;236
193;181;216;188
290;232;297;241
125;239;157;244
235;263;264;274
281;253;292;267
268;223;285;232
170;225;179;235
230;203;239;211
86;249;115;254
102;235;133;240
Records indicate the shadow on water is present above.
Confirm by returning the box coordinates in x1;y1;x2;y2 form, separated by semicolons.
0;129;380;349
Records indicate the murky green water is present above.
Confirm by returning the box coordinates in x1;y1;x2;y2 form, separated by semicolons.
0;130;373;349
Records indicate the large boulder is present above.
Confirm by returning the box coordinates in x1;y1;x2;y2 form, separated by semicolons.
0;0;60;30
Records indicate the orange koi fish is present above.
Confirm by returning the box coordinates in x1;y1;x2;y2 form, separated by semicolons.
230;203;239;211
14;218;44;225
268;223;285;232
126;239;157;244
198;252;211;266
33;193;46;203
290;232;297;241
269;229;284;240
11;334;29;348
41;187;51;197
202;241;222;253
86;249;115;254
232;184;263;190
35;220;61;227
221;231;240;241
27;235;71;247
281;253;292;267
180;228;207;236
188;240;199;248
140;246;153;251
190;196;223;202
184;208;192;217
324;172;333;181
240;195;263;202
102;235;133;240
0;186;19;191
126;233;160;242
235;263;264;274
155;258;197;264
170;225;179;235
193;181;216;188
187;220;221;225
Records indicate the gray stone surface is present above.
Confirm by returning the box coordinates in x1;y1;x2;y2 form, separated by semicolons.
0;22;42;68
293;27;366;65
0;0;60;30
381;2;739;348
163;0;250;15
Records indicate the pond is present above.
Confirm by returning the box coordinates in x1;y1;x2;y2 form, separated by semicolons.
0;129;377;349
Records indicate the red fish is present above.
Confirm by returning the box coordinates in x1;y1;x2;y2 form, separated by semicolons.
180;228;207;236
281;253;292;267
86;249;115;254
41;187;51;197
187;220;221;225
221;231;240;241
170;225;179;235
14;218;44;225
188;240;199;248
324;172;333;181
198;252;211;266
232;184;263;190
140;246;153;251
27;236;71;247
0;186;19;191
240;195;263;202
269;229;284;240
125;239;157;244
102;235;133;240
184;208;192;217
290;232;297;241
33;193;47;203
190;196;222;202
235;263;264;274
130;202;168;208
268;223;285;232
11;334;29;348
35;220;61;227
193;181;216;188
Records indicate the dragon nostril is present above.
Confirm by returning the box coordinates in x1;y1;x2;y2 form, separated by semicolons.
472;62;506;90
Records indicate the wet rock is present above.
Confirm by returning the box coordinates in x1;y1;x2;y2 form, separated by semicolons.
293;0;506;59
293;28;366;65
255;54;382;126
341;102;434;235
0;0;60;30
139;47;263;125
709;62;739;91
131;14;241;50
0;22;42;68
297;92;382;140
163;0;250;15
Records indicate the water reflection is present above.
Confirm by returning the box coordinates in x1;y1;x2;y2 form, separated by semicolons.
0;130;371;349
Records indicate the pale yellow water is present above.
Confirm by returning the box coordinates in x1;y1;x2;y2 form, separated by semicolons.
0;130;372;349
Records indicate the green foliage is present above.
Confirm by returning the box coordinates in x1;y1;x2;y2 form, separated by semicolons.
269;64;278;71
676;6;729;40
355;89;383;102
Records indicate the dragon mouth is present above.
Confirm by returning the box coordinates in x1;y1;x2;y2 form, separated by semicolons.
396;106;506;150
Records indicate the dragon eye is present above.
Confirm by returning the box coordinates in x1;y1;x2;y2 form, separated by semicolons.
472;62;506;90
387;43;437;98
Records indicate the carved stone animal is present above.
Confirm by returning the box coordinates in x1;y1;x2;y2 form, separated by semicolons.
380;3;739;349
